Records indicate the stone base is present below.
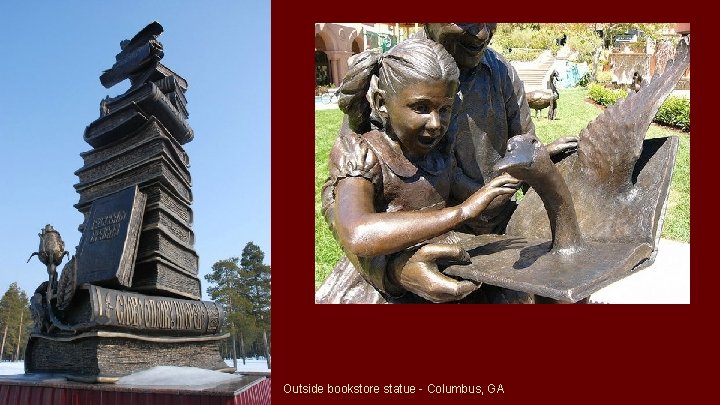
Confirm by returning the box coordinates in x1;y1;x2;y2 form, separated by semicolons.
25;331;232;382
0;374;270;404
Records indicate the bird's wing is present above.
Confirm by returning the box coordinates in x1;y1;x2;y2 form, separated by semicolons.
577;37;689;192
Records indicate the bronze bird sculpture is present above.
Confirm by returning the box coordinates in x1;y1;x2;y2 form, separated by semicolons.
630;71;643;93
526;70;560;120
495;132;584;255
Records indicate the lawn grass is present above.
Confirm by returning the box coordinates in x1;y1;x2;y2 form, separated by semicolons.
315;111;346;288
314;87;690;288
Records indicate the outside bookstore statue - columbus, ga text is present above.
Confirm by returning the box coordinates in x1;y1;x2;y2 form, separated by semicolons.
283;382;505;396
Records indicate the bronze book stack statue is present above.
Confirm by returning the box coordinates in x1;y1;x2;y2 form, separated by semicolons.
24;21;232;382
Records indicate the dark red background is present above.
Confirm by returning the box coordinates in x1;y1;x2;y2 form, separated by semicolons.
272;3;708;403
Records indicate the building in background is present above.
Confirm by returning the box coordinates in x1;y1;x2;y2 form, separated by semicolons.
315;23;420;87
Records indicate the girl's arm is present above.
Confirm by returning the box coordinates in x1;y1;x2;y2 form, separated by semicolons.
334;174;518;257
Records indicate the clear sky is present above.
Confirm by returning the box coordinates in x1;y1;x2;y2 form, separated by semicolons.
0;1;270;301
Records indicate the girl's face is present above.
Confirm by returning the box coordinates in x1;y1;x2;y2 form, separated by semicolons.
383;79;457;161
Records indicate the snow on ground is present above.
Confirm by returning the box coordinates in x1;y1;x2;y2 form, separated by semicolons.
0;361;24;376
225;357;270;373
117;366;244;388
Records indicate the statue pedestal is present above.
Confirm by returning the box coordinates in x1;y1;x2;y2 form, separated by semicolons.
0;371;270;404
26;284;230;381
25;332;232;382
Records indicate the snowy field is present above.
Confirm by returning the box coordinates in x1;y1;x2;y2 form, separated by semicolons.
0;361;24;376
0;358;269;376
224;358;271;373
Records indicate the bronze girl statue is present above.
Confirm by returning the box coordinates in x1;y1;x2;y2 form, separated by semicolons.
320;38;519;303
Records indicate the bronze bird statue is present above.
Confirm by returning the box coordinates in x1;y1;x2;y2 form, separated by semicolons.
495;132;584;255
526;70;560;120
630;71;643;93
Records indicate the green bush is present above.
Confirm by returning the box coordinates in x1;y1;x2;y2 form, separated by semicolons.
577;72;592;87
588;84;691;131
588;83;627;106
595;71;612;84
493;25;560;55
654;96;690;131
566;33;602;64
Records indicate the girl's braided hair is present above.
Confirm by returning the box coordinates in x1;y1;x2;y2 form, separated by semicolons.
337;38;459;133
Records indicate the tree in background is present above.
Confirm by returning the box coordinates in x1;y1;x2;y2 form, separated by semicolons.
599;23;677;48
205;242;271;362
491;23;675;70
239;242;270;365
205;257;242;360
0;282;32;361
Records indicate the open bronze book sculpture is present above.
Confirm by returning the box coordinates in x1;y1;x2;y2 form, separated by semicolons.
317;35;689;304
25;22;232;382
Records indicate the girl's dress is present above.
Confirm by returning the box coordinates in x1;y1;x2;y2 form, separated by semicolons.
321;129;455;297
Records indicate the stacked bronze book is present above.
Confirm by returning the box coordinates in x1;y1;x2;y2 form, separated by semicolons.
74;82;200;299
25;22;231;382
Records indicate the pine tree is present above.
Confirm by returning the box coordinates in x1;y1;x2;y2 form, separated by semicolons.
239;242;270;326
205;258;243;359
204;242;271;360
238;242;271;359
0;282;32;361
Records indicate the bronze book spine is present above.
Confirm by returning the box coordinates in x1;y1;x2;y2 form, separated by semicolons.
81;285;223;336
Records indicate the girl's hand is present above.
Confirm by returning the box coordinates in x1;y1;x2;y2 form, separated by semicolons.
390;243;478;303
459;174;520;220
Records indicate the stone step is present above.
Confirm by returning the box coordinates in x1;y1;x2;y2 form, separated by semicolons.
511;50;558;92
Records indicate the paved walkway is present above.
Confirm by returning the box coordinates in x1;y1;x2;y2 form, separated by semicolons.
671;89;690;98
590;238;690;304
315;98;339;111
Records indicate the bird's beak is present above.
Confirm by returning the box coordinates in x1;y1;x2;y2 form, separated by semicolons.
495;135;537;174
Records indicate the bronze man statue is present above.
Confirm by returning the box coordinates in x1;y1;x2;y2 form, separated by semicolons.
418;23;577;303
